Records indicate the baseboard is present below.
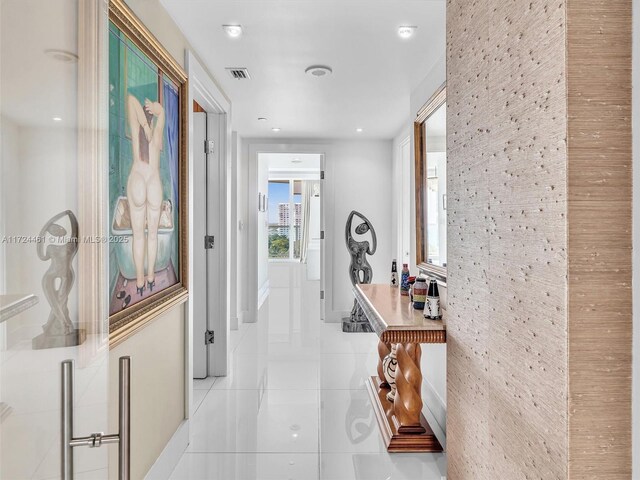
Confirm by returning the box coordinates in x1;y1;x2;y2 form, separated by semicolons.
144;419;189;480
421;377;446;438
257;280;270;309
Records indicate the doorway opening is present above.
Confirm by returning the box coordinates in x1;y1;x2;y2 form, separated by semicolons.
249;147;326;327
187;50;232;390
264;153;322;279
262;152;323;342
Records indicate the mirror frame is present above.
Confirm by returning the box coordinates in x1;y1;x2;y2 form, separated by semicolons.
414;83;447;280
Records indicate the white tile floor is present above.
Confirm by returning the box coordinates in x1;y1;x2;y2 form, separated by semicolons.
171;263;447;479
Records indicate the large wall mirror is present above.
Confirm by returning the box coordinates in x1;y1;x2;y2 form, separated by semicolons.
415;84;447;280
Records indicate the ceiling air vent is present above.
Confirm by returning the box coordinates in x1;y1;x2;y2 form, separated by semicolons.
226;68;250;80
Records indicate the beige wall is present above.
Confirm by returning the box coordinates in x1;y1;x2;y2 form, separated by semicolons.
446;1;631;478
122;0;228;96
109;307;185;480
122;0;190;69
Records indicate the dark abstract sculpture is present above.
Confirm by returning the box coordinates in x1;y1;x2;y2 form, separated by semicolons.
32;210;85;349
343;210;376;332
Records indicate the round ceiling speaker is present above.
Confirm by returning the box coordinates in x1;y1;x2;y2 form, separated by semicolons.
305;65;333;77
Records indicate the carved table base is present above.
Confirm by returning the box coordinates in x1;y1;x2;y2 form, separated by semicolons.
368;339;443;452
354;284;446;453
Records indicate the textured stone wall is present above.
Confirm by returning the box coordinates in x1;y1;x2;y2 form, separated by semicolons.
446;0;631;478
566;1;632;477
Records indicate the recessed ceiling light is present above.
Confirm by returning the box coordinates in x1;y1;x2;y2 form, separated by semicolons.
44;49;78;63
52;116;63;122
356;128;363;133
305;65;333;77
223;24;243;38
398;26;417;39
258;117;267;122
272;127;281;132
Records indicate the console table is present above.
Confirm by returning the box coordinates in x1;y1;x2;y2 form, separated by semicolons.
353;283;446;452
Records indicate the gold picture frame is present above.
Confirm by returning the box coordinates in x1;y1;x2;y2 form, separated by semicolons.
108;0;188;347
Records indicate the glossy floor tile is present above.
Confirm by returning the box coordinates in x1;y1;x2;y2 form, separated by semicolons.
320;389;387;454
319;353;379;390
194;376;217;390
187;389;319;453
170;453;319;480
173;262;447;479
212;354;320;390
192;388;208;413
320;453;447;480
319;324;378;355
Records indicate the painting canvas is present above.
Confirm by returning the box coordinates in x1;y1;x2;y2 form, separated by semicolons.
108;0;188;339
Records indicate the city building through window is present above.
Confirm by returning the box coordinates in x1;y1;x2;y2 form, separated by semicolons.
268;180;302;259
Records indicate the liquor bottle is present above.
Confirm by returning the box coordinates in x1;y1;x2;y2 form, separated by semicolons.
413;277;428;310
425;279;441;319
390;259;398;287
400;264;410;296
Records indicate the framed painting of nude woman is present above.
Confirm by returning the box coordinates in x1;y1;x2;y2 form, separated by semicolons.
108;0;188;344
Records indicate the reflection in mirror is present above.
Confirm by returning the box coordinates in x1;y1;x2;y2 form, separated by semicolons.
425;102;447;267
414;85;446;279
1;0;109;477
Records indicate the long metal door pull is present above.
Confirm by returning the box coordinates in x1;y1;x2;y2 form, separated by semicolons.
61;356;131;480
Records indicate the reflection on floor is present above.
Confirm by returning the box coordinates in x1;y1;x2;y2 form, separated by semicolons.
171;262;447;479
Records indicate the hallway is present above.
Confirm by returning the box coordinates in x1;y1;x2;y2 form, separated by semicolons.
170;263;446;479
0;0;633;477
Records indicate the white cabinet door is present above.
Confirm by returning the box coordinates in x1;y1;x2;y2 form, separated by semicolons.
0;0;111;478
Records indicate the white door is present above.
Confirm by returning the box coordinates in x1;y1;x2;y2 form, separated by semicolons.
193;112;226;378
319;155;326;320
0;1;112;479
192;112;208;378
205;113;226;376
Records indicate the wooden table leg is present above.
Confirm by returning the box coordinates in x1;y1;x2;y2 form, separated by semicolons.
393;343;426;434
377;339;391;388
366;339;442;452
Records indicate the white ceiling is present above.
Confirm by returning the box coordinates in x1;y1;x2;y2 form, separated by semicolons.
264;153;321;171
265;153;321;180
161;0;446;140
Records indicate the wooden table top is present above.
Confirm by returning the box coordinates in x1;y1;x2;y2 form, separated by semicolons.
354;284;446;344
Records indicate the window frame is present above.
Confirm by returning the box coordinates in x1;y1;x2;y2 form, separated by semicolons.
268;179;302;261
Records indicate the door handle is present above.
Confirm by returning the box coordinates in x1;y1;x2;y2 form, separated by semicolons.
61;356;131;480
